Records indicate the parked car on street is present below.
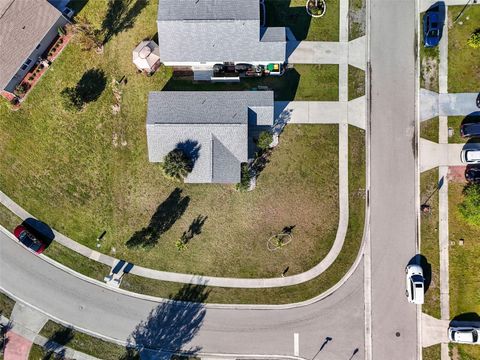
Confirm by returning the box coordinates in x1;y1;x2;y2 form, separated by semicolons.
423;11;441;47
449;326;480;344
13;225;46;254
405;264;425;304
461;149;480;164
460;122;480;138
466;167;480;182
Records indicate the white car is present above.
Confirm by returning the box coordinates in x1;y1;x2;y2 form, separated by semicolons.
461;149;480;164
405;264;424;304
449;327;480;344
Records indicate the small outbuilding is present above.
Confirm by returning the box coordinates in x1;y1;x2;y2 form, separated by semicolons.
132;40;161;73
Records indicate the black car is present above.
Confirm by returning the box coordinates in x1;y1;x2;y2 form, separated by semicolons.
466;168;480;183
460;122;480;138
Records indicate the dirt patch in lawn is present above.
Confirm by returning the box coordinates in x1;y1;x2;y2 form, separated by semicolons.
421;56;439;92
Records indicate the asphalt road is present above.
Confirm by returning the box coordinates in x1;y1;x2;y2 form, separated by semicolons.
369;0;419;358
0;230;366;359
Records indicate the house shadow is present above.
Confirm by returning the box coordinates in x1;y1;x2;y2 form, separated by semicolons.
424;2;446;42
407;254;432;292
126;188;190;249
22;218;55;248
450;313;480;327
76;69;107;103
264;0;312;41
101;0;149;45
127;284;209;356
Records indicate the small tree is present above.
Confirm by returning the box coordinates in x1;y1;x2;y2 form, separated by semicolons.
61;87;83;112
162;149;192;181
71;17;103;52
458;183;480;226
236;163;251;191
467;30;480;49
257;131;273;151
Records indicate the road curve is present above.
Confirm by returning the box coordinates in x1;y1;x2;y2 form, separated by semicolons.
0;228;365;359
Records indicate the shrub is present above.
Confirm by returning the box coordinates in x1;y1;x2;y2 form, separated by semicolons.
257;131;273;151
61;87;83;112
467;30;480;49
236;163;251;191
458;183;480;226
162;149;192;181
28;76;34;81
14;82;30;96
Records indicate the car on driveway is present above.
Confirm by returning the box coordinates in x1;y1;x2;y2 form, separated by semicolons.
405;264;424;304
460;122;480;138
461;149;480;164
466;167;480;182
13;225;46;254
423;12;441;47
449;326;480;344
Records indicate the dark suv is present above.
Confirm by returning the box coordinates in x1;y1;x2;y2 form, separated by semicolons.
460;122;480;138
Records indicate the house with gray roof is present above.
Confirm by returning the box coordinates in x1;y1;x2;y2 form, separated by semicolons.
0;0;68;96
146;91;274;184
157;0;286;68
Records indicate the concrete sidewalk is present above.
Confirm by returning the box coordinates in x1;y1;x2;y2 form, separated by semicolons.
422;313;449;348
420;89;480;121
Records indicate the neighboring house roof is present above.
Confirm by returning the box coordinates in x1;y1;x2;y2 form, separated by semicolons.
146;91;274;184
0;0;63;90
157;0;286;63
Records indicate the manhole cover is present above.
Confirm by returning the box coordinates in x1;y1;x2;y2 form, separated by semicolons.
395;332;401;337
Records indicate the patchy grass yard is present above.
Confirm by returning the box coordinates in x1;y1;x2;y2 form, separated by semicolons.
122;126;365;304
0;0;342;279
39;321;136;360
423;344;441;360
449;181;480;360
165;64;340;101
420;117;439;143
0;291;15;318
265;0;339;41
448;6;480;93
0;203;21;231
348;65;365;101
28;344;48;360
420;12;440;93
420;168;441;319
349;0;366;40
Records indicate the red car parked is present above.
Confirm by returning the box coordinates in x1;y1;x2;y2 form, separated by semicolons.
13;225;46;254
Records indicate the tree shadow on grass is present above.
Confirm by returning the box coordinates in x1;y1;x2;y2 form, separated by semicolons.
76;69;107;103
128;284;209;355
126;188;190;249
101;0;149;45
180;215;208;246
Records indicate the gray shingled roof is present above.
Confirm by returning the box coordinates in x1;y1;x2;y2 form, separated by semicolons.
0;0;62;90
146;91;274;184
157;0;286;63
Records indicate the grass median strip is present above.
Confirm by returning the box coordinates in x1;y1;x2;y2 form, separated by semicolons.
0;291;15;318
121;126;365;304
420;117;439;143
420;168;441;319
348;65;365;101
39;320;138;360
422;344;441;360
448;116;467;144
419;12;439;93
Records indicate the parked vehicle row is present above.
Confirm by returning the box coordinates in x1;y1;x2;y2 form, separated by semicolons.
459;120;480;165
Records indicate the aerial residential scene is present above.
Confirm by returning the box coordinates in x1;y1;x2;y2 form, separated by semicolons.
0;0;479;359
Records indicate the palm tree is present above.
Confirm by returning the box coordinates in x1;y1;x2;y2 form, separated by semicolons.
162;149;192;181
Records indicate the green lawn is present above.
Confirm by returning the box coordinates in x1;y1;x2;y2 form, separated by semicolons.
265;0;339;41
448;6;480;93
423;344;441;360
0;291;15;318
165;64;340;101
28;344;48;360
348;66;365;101
420;117;439;143
39;321;138;360
450;343;480;360
349;0;365;40
420;12;439;92
0;0;343;279
122;126;366;304
0;203;21;231
448;116;466;143
420;168;441;319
